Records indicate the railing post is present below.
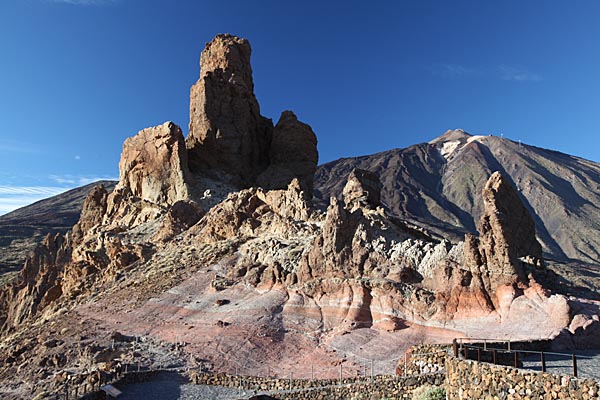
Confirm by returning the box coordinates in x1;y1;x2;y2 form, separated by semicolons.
453;339;458;358
513;352;518;368
572;354;578;378
541;352;546;372
493;349;497;365
484;339;487;351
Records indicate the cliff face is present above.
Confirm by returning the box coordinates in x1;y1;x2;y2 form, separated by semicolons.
0;34;576;398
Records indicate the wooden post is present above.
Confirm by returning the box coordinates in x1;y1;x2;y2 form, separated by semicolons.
572;354;578;378
493;349;497;365
452;339;458;358
484;339;487;351
507;341;511;352
513;352;518;368
289;372;293;390
541;352;546;372
339;363;343;385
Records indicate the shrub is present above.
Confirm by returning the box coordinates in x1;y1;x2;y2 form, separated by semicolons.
412;384;446;400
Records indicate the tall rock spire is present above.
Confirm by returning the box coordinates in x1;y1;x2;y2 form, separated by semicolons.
186;34;273;186
186;34;318;196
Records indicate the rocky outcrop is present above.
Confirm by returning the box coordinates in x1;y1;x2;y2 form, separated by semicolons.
72;184;109;244
342;168;383;211
464;171;543;289
257;111;319;196
186;34;273;185
153;200;205;242
190;180;315;245
0;233;71;331
186;34;318;193
117;121;191;206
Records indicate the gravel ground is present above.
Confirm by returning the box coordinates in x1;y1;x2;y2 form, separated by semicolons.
522;350;600;380
117;372;258;400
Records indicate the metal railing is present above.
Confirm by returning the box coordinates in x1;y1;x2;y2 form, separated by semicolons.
453;338;600;380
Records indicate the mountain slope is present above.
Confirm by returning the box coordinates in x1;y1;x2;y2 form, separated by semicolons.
0;180;116;273
314;130;600;264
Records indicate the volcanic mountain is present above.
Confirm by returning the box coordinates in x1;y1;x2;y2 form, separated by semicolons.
0;34;598;399
315;130;600;265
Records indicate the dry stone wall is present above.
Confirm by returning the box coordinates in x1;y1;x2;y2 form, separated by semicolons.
446;356;600;400
191;371;444;399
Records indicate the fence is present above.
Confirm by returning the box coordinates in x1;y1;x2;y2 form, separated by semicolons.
453;337;600;380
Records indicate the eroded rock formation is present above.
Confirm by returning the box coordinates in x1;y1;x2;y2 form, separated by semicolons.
117;121;191;206
186;34;318;191
464;171;543;290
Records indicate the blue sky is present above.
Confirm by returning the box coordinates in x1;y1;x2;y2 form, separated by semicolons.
1;0;599;214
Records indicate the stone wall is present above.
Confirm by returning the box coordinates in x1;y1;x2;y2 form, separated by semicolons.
191;371;445;399
396;344;448;375
446;356;600;400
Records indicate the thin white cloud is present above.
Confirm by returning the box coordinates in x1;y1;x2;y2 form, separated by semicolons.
429;63;481;78
0;139;44;155
0;186;70;195
48;174;118;186
0;186;71;215
429;63;542;82
496;65;543;82
48;0;116;5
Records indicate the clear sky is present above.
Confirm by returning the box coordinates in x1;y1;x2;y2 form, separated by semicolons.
1;0;599;214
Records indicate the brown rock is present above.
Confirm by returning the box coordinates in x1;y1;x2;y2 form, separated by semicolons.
153;200;205;242
257;111;318;196
0;233;71;330
466;171;543;288
342;168;383;211
186;35;318;195
72;184;109;244
186;34;273;185
117;121;191;206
